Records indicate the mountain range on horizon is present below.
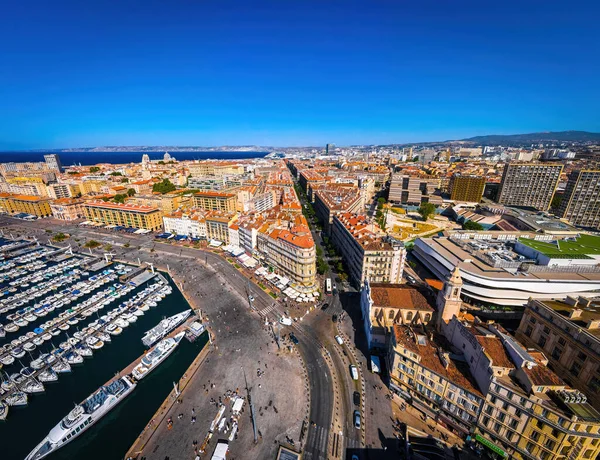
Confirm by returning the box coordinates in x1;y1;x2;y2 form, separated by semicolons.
3;130;600;152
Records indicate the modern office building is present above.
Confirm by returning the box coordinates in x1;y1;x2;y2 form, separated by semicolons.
497;162;563;211
43;154;63;172
331;212;406;287
449;174;485;203
83;201;163;230
557;170;600;230
193;190;237;212
413;231;600;307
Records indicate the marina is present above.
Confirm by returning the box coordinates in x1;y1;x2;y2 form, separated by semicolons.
0;238;206;460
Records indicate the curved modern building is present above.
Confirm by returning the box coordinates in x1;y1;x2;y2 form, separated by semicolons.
414;232;600;307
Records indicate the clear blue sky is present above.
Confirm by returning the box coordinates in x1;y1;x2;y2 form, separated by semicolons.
1;0;599;149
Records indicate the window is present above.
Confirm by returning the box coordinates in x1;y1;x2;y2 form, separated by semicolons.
578;351;588;362
516;408;522;417
543;326;550;334
483;416;490;426
589;376;600;393
558;337;566;346
510;419;518;429
503;401;509;411
498;413;506;423
388;310;395;320
525;326;533;337
545;440;555;450
538;336;547;347
406;312;413;321
531;430;540;441
552;347;562;360
529;317;537;324
537;419;545;429
571;362;583;377
494;422;501;432
526;442;535;453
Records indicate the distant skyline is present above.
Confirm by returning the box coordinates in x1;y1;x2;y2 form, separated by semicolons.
1;0;600;150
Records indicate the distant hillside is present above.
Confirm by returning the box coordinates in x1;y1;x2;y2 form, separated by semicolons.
460;130;600;145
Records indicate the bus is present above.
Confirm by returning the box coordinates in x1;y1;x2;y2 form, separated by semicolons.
325;278;332;294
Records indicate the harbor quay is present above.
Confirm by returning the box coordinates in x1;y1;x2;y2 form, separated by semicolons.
120;247;309;459
2;218;311;459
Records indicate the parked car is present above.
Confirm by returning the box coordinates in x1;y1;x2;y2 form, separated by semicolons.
332;314;338;323
335;335;344;345
289;333;299;344
353;391;360;406
321;303;330;311
354;410;361;429
279;317;292;326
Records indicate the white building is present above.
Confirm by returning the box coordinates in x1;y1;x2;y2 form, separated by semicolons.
162;213;206;238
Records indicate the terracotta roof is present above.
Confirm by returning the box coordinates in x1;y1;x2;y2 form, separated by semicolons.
394;325;482;396
370;284;433;312
425;279;444;291
475;336;514;369
268;228;314;249
10;195;50;202
84;201;159;213
194;190;236;198
523;362;564;387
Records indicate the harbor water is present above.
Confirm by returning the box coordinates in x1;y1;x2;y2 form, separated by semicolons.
0;257;207;460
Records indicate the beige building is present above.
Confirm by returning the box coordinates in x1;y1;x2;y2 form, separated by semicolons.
449;174;485;203
257;225;316;291
47;183;81;199
193;191;237;212
388;174;442;205
205;211;237;243
313;186;363;235
0;194;53;217
516;298;600;411
331;212;406;287
83;201;163;230
50;198;84;221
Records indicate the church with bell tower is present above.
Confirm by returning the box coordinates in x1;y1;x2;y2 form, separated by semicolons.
436;266;463;330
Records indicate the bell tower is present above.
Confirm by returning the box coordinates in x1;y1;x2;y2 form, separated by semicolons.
436;266;463;329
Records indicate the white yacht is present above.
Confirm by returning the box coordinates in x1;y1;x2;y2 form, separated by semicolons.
25;376;136;460
142;310;191;347
132;332;185;381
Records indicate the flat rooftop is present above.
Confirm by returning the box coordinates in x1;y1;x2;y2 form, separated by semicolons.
538;299;600;337
518;234;600;258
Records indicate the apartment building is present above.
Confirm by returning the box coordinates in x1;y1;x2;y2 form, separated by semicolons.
162;212;207;238
388;174;442;205
129;180;153;194
47;183;81;199
43;154;63;172
257;225;316;290
313;186;363;235
130;193;190;214
497;162;563;211
298;169;328;201
83;201;163;230
557;170;600;230
449;174;485;203
205;211;237;243
193;191;237;212
516;298;600;411
50;198;84;221
331;212;406;287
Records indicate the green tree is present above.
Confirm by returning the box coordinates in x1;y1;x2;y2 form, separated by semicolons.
52;232;68;242
120;177;129;183
89;166;100;173
113;194;127;204
84;240;101;249
418;202;436;221
152;178;176;194
377;197;386;206
158;160;165;165
110;171;123;176
463;220;484;231
127;188;136;197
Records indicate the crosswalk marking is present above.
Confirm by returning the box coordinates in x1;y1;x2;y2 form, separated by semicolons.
304;425;329;460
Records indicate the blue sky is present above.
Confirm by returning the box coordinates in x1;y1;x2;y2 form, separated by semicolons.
1;0;599;149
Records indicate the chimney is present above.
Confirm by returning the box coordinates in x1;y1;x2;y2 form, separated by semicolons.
570;309;583;319
587;319;600;331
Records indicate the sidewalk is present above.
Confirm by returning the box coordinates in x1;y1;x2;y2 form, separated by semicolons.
391;395;465;449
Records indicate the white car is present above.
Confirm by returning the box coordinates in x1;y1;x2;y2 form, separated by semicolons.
335;335;344;345
279;317;292;326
